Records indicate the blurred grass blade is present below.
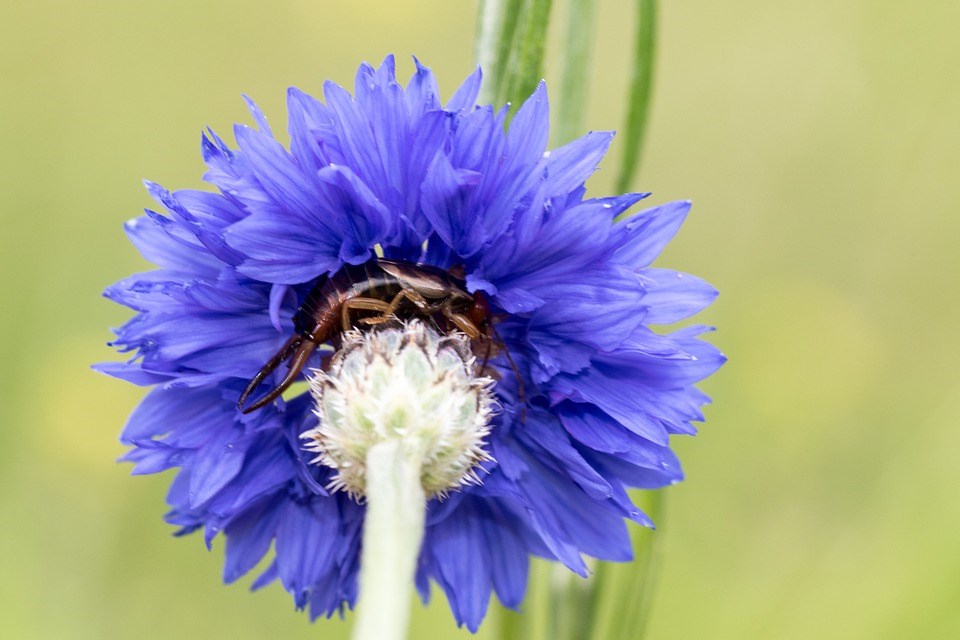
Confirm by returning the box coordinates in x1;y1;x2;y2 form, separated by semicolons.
501;0;554;112
496;560;552;640
475;0;523;104
587;490;666;640
616;0;657;191
553;0;597;146
475;0;554;112
551;563;598;640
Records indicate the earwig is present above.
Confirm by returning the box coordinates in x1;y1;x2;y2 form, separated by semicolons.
237;258;522;414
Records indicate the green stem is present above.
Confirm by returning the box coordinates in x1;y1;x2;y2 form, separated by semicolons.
616;0;657;192
587;490;667;640
554;0;597;146
351;440;426;640
476;0;507;104
475;0;524;105
474;0;553;111
500;0;553;112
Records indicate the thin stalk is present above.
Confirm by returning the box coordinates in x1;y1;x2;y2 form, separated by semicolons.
476;0;506;104
475;0;523;105
587;490;667;640
475;0;553;111
500;0;554;112
550;563;595;640
351;440;426;640
553;0;597;146
616;0;657;191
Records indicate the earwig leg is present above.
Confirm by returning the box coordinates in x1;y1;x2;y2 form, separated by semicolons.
240;339;319;414
442;308;482;339
480;336;493;372
237;335;303;411
359;289;431;326
341;297;392;331
394;288;430;313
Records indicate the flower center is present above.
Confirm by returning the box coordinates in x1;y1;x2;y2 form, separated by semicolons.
302;320;496;499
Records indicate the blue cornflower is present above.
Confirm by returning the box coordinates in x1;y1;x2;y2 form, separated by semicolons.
101;56;724;631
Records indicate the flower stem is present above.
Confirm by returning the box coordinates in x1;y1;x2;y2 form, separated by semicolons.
475;0;507;104
587;489;666;640
553;0;597;146
616;0;658;192
474;0;553;110
351;439;426;640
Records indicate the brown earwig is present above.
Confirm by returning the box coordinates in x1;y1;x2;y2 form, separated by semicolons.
237;258;522;414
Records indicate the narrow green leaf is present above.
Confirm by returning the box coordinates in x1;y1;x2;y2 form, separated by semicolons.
496;559;554;640
475;0;524;105
616;0;657;192
553;0;597;146
495;606;525;640
587;490;667;640
499;0;554;112
551;564;598;640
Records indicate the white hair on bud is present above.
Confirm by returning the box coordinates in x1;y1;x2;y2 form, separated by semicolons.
301;320;497;500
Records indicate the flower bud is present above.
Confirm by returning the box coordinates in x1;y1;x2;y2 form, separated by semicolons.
302;321;496;499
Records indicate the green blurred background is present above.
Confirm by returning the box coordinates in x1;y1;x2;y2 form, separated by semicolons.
2;1;958;638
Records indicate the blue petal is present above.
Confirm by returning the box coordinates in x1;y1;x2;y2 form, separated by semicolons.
542;131;613;198
551;370;671;446
449;105;502;172
479;502;529;609
124;214;221;274
606;326;726;389
242;94;273;136
474;197;619;301
405;57;441;113
557;402;670;470
428;500;492;631
526;268;648;377
420;152;485;256
446;66;482;112
121;443;187;475
286;87;333;176
222;496;285;583
120;385;225;444
615;200;692;268
93;361;171;386
205;431;297;515
323;80;390;192
225;211;341;284
505;82;550;170
514;456;633;564
316;163;394;262
513;412;613;501
172;189;244;226
589;448;684;489
640;268;719;324
189;429;250;508
233;124;324;219
251;560;279;590
398;110;449;236
275;497;341;607
268;283;294;332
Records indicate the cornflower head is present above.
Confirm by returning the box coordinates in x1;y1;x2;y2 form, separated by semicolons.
101;55;724;631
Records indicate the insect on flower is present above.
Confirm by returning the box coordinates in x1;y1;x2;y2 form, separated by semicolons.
237;257;516;414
